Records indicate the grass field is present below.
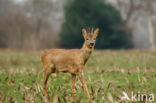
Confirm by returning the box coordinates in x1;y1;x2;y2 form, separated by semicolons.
0;50;155;103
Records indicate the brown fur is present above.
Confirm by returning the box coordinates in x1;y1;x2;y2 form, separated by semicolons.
41;27;100;99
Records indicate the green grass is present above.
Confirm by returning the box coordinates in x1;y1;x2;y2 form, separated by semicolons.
0;50;156;102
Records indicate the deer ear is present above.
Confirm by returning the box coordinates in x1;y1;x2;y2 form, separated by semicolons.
81;27;87;38
94;28;100;37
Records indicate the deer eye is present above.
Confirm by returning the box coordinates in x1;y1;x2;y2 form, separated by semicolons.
93;38;96;40
86;38;89;40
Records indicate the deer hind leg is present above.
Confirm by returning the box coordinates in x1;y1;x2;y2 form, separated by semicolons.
43;64;55;98
71;74;76;98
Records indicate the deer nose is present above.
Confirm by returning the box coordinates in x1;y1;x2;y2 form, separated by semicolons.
90;43;94;46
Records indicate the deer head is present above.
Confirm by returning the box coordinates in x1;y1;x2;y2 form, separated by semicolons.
82;27;100;49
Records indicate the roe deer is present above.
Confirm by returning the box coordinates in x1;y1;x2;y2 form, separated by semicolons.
41;27;100;99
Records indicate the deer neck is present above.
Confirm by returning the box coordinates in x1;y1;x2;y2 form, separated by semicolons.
81;42;94;64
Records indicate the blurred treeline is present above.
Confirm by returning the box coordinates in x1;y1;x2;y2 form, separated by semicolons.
0;0;155;50
0;0;63;50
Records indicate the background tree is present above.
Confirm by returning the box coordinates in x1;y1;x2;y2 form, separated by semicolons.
146;0;155;50
59;0;133;49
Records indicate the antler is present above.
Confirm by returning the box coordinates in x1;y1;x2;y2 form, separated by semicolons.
91;27;94;33
88;27;90;33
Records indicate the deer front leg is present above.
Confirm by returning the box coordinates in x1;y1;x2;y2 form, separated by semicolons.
78;72;91;99
71;74;76;98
